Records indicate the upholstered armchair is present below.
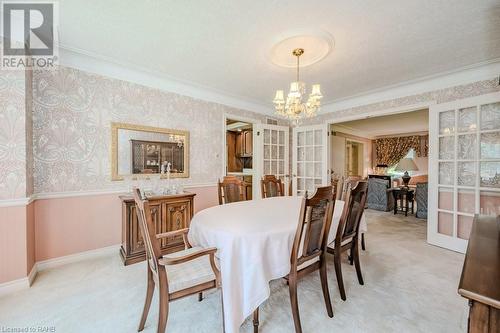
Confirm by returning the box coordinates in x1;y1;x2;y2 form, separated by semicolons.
367;178;394;211
415;182;428;219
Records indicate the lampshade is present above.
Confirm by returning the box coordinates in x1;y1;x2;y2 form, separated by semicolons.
395;158;419;172
310;84;322;97
273;90;284;103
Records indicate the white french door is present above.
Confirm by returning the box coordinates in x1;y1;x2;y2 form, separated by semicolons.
428;92;500;253
292;124;330;196
254;124;290;198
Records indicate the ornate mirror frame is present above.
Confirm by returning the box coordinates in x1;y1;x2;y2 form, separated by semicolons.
111;122;190;181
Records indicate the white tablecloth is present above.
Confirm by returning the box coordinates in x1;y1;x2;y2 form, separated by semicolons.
188;196;368;333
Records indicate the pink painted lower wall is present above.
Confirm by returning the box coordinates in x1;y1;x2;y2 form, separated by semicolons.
34;186;219;262
0;205;28;283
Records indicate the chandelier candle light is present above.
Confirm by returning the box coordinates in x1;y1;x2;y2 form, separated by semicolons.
273;48;322;124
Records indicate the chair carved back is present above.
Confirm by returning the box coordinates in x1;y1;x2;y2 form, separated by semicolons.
133;188;162;280
261;175;285;198
336;181;368;245
291;186;336;268
218;176;247;205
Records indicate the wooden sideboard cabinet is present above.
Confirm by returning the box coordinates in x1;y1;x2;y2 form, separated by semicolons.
458;215;500;332
119;192;196;265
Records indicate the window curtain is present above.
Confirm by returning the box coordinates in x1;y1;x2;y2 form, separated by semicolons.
375;135;428;166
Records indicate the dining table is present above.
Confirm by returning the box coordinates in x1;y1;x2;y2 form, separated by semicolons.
188;196;367;333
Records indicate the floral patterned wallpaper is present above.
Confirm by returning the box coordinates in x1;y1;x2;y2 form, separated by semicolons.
32;66;270;194
1;64;499;199
0;71;27;200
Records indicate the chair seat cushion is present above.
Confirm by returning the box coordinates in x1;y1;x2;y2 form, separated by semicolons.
163;247;216;293
327;238;353;250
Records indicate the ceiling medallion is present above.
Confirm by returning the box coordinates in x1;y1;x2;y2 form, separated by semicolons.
273;48;322;125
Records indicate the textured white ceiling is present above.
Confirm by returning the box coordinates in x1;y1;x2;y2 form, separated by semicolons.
59;0;500;108
333;109;429;138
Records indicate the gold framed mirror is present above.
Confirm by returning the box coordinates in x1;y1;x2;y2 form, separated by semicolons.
111;122;189;181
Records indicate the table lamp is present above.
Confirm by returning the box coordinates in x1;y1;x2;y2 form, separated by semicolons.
395;158;419;188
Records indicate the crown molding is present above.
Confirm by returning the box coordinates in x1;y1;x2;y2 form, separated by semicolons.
320;58;500;114
58;45;272;115
58;45;499;117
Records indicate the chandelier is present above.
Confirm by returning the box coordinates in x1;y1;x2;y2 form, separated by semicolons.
273;48;322;124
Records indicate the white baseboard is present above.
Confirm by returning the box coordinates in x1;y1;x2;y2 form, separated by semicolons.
36;244;121;272
0;244;121;297
0;276;31;298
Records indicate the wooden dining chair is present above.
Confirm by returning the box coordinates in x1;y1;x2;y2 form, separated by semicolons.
261;175;285;198
253;186;336;333
133;188;223;333
218;176;248;205
327;181;368;301
341;178;367;251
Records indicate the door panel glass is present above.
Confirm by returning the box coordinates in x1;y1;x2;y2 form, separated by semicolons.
439;162;454;185
438;212;453;236
457;134;476;160
480;162;500;187
480;132;500;159
457;189;475;214
480;191;500;215
458;107;477;133
457;215;473;240
439;110;455;134
480;102;500;130
438;187;453;210
294;127;325;195
457;162;475;186
439;136;455;160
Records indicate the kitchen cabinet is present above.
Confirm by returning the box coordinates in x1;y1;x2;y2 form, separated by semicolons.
236;130;253;157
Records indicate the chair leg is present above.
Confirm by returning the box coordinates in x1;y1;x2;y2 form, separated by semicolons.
333;252;346;301
361;233;366;251
157;277;169;333
138;268;155;332
198;292;203;302
353;238;364;285
253;307;259;333
288;275;302;333
348;248;353;265
319;260;334;318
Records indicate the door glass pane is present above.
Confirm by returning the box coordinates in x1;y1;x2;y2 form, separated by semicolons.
271;145;277;159
480;102;500;130
297;162;304;177
457;162;475;186
271;161;277;174
457;134;476;160
298;132;305;146
438;212;453;236
439;110;455;134
279;131;284;144
458;107;477;133
264;145;270;159
314;130;322;145
480;162;500;188
305;146;314;161
480;191;500;215
279;161;284;175
278;146;284;159
457;215;473;240
457;189;475;214
439;136;455;160
439;162;454;185
264;129;270;144
306;162;314;177
264;161;270;174
271;130;277;144
480;132;500;159
314;162;322;178
438;187;454;210
297;147;305;161
306;131;313;145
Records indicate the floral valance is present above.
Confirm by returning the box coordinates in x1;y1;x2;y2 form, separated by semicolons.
375;135;428;166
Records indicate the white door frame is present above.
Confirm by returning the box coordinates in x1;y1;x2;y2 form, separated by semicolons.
222;113;261;198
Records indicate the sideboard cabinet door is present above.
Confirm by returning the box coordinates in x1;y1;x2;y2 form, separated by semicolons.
120;192;196;265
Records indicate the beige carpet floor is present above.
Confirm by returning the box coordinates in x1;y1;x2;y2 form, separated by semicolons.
0;210;468;333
